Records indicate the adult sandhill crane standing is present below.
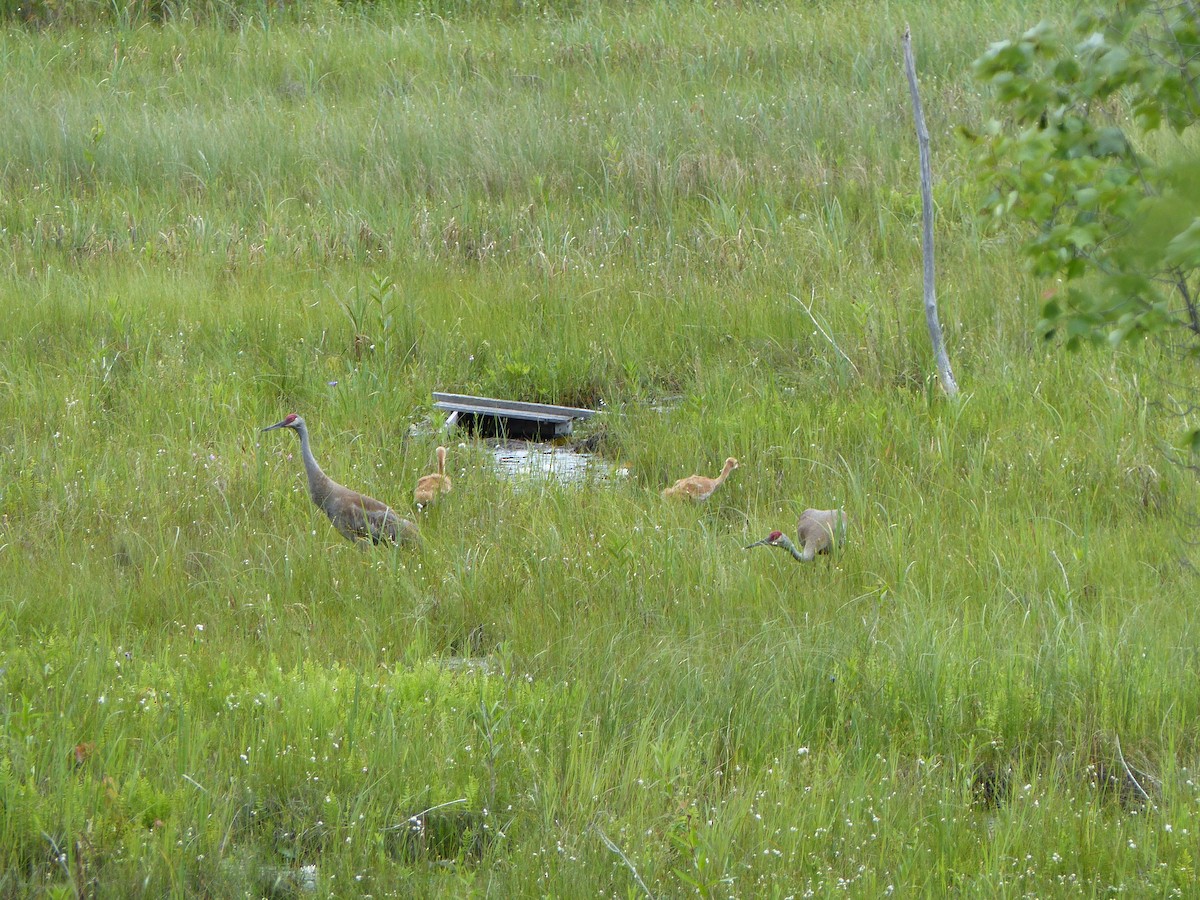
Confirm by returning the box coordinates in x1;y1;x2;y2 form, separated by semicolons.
661;457;739;501
262;413;418;545
414;445;452;509
745;508;847;562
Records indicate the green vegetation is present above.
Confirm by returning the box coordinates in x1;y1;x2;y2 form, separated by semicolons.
971;2;1200;352
1;1;1197;895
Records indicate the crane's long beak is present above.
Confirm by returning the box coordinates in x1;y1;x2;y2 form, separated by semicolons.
262;419;290;432
744;539;770;550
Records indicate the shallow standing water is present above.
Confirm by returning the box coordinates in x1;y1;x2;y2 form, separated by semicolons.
490;440;627;485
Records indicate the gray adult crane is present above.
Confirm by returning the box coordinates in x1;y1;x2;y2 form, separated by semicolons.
262;413;418;545
745;508;847;562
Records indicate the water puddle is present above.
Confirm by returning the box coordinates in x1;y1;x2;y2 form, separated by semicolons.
437;655;499;676
649;394;684;414
490;440;627;485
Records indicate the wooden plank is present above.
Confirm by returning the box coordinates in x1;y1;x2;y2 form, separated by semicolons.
433;391;595;439
433;400;573;424
446;411;573;438
432;392;596;421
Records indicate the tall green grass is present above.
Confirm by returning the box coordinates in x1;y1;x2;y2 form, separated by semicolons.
2;1;1198;895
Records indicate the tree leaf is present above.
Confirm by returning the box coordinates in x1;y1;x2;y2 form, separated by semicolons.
1164;218;1200;268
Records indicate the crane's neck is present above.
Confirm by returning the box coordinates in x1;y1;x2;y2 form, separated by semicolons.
776;535;807;563
295;422;334;505
436;447;446;477
715;463;734;487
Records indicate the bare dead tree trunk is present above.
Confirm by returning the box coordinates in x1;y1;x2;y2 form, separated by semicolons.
902;25;959;399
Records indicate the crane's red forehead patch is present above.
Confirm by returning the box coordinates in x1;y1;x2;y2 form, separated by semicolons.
768;530;783;541
284;413;298;424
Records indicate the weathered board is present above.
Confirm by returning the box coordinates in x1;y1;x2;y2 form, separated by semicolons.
433;392;596;439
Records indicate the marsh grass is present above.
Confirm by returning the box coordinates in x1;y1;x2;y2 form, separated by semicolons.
2;0;1199;895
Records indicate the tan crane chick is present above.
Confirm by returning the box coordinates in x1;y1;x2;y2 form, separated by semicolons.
745;508;847;562
661;457;739;501
262;413;418;545
414;445;453;509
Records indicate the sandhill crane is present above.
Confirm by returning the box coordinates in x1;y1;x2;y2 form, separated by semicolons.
261;413;418;545
745;508;847;562
662;457;739;501
414;445;453;509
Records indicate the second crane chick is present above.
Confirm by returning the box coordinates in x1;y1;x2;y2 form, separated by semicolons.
661;457;739;501
414;445;453;509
